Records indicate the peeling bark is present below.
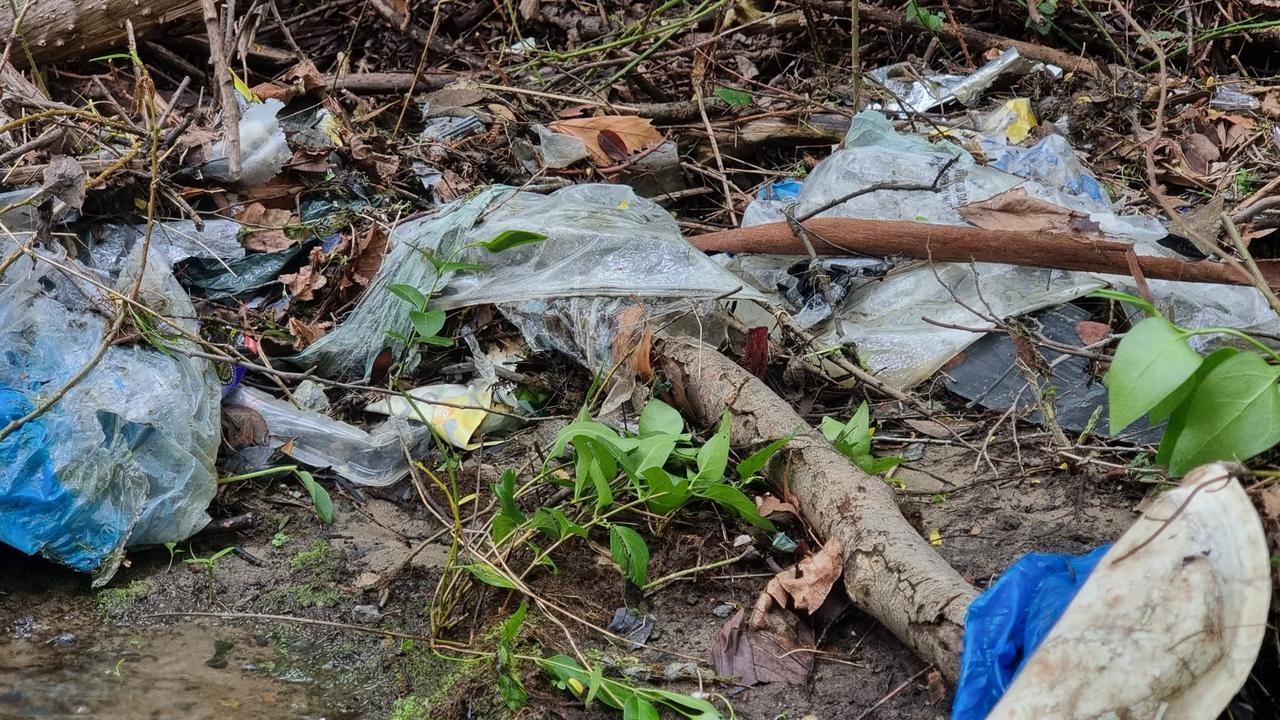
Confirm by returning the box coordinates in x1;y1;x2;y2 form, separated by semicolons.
0;0;201;65
661;337;977;680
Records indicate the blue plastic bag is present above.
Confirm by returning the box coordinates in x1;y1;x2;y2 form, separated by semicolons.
951;545;1110;719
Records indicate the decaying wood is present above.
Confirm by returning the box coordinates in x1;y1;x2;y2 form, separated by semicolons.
0;0;200;65
691;217;1279;288
661;337;976;680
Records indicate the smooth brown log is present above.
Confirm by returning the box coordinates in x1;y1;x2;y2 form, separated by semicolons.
690;218;1280;289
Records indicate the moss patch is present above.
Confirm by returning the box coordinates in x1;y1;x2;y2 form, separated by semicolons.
96;579;156;620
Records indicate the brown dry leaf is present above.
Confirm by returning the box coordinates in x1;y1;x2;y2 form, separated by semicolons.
926;670;946;705
547;115;663;164
756;494;799;518
709;607;813;686
280;246;328;301
1075;320;1111;347
339;225;389;294
239;202;297;252
518;0;540;20
1262;92;1280;118
753;538;843;621
1181;133;1221;175
350;135;400;180
959;188;1102;236
221;404;268;448
288;317;329;348
1261;486;1280;519
614;305;654;380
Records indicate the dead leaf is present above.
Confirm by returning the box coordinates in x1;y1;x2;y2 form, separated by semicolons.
42;155;86;210
221;404;268;448
709;607;813;686
753;538;843;622
959;188;1101;236
1074;320;1111;347
239;202;297;252
280;246;328;301
756;494;799;518
547;115;663;164
926;670;946;705
338;224;389;294
614;306;654;381
251;82;292;102
350;135;400;181
290;148;331;174
518;0;540;20
288;317;329;348
1181;133;1220;175
1261;486;1280;519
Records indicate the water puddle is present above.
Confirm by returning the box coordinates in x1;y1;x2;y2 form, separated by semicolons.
0;619;344;719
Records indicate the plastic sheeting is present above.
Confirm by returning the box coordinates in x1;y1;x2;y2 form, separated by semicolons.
951;546;1109;720
293;184;758;381
0;247;220;584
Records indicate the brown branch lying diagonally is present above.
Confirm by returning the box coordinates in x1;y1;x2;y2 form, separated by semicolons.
660;337;977;681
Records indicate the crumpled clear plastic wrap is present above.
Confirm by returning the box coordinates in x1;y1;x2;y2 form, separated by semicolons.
0;247;219;584
201;98;292;186
294;184;757;381
80;219;246;277
731;110;1168;388
225;386;429;487
869;48;1053;114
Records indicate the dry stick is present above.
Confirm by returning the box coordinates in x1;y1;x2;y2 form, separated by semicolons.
201;0;241;180
1222;212;1280;313
661;337;976;680
852;666;934;720
689;217;1280;288
391;1;442;138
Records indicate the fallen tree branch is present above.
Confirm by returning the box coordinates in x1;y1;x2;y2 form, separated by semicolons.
660;337;976;680
0;0;200;65
690;218;1280;288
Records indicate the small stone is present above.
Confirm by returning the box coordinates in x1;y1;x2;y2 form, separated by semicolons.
732;534;752;548
711;603;734;619
969;526;982;536
351;604;381;624
50;633;76;647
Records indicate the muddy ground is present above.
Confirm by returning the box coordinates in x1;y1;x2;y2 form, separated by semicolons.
1;418;1154;720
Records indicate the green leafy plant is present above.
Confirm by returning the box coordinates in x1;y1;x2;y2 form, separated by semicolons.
539;655;723;719
713;86;752;109
184;546;236;603
904;0;945;32
271;532;291;549
162;542;183;572
1026;0;1058;35
820;402;904;475
1100;290;1280;475
219;465;332;525
495;602;529;710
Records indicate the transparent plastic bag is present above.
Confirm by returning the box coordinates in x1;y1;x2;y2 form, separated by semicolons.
0;248;219;584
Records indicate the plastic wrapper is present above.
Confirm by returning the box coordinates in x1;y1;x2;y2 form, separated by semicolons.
80;219;246;277
869;48;1052;114
294;184;757;381
952;546;1109;720
225;386;429;487
0;248;220;584
730;110;1164;388
200;98;291;186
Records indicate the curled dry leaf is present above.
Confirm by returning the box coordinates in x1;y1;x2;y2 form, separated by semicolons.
709;607;813;686
1261;486;1280;519
756;493;799;518
613;305;654;381
958;188;1101;236
546;115;663;164
239;202;297;252
288;316;330;348
752;538;843;625
279;246;328;301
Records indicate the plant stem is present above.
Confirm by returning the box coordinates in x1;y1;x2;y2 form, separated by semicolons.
217;465;299;484
1181;327;1280;364
642;549;752;593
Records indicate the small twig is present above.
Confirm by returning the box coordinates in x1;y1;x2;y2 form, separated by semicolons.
852;666;934;720
201;0;242;180
1222;212;1280;316
795;156;958;222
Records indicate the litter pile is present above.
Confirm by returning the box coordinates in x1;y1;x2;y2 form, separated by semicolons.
2;1;1279;719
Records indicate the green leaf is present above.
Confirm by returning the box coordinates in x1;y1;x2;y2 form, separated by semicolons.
501;601;528;644
296;471;333;525
491;514;518;544
631;433;681;474
1166;352;1280;475
537;655;628;710
479;229;548;253
737;435;792;481
463;563;517;589
1156;348;1239;465
623;695;662;720
856;454;905;476
573;438;617;509
550;420;639;458
639;398;684;436
1088;288;1157;316
641;467;692;516
495;469;525;523
695;410;733;485
609;525;650;586
422;334;454;347
647;689;723;720
713;86;752;109
697;483;774;530
497;672;527;710
409;308;446;340
388;283;427;310
1106;317;1202;432
531;508;588;540
585;662;605;706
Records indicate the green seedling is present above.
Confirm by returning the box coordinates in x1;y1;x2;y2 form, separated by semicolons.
184;546;236;604
820;402;904;476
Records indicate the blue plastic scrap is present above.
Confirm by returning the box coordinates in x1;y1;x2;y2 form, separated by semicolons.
951;545;1111;720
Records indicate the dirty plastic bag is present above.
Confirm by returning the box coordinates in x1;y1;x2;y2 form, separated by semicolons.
985;464;1270;719
200;98;292;186
80;219;247;277
225;386;429;487
0;248;220;584
732;110;1165;388
951;545;1109;720
295;184;757;380
869;48;1053;115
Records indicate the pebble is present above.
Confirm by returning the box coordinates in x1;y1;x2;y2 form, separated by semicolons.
712;603;734;619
